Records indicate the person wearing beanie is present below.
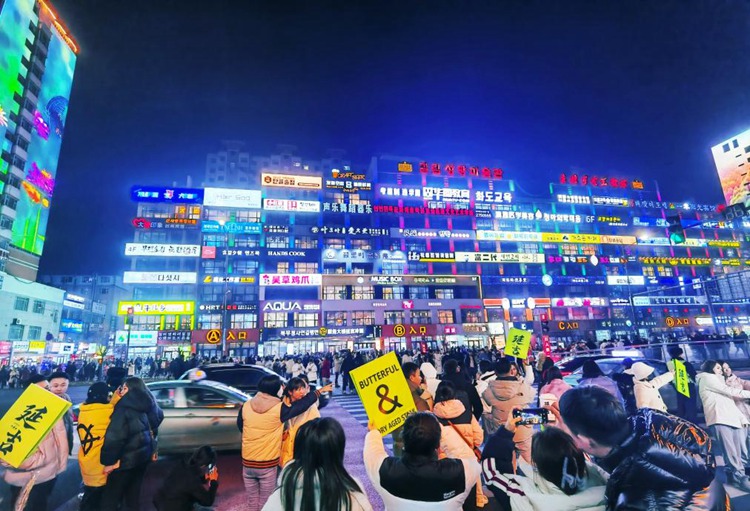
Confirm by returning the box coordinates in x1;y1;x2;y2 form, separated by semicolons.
48;371;74;455
77;382;115;511
625;361;674;413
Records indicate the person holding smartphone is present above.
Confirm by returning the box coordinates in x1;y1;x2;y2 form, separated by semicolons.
153;445;219;511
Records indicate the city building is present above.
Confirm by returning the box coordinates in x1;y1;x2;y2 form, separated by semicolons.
711;129;750;207
123;147;750;360
0;270;64;364
38;274;132;354
0;0;78;280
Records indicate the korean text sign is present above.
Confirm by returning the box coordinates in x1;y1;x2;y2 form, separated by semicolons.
349;352;416;436
504;328;532;359
0;384;71;468
673;359;690;398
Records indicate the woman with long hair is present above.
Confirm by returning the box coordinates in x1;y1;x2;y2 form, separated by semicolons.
279;377;321;467
263;417;372;510
100;376;164;510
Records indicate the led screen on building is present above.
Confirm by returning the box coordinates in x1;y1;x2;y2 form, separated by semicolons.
712;129;750;206
11;4;77;255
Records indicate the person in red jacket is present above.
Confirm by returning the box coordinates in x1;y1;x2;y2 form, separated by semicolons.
320;355;332;386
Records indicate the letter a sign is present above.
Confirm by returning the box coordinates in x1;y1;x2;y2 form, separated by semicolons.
349;352;416;437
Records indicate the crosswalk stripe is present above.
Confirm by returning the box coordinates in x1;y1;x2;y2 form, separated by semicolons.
333;393;394;450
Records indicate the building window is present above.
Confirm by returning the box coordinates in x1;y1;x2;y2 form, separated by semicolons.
0;215;13;230
657;265;674;277
642;266;656;278
410;310;431;324
324;238;345;249
518;243;539;254
234;260;259;274
384;311;404;325
197;314;221;330
294;313;318;327
266;235;289;249
351;311;375;326
434;288;454;299
9;324;24;341
230;313;257;329
28;326;41;339
461;309;483;323
264;312;288;328
323;286;347;300
438;310;455;324
382;286;404;300
294;262;318;273
352;286;374;300
276;262;290;273
351;238;372;250
234;235;260;248
14;297;29;311
381;261;405;274
409;286;429;299
325;311;347;326
295;236;316;249
32;300;45;314
231;286;258;302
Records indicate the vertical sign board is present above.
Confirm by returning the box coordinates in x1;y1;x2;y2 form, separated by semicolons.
0;385;71;467
504;328;532;360
673;359;690;398
349;352;417;436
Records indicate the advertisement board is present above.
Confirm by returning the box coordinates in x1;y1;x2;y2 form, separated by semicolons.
606;276;646;286
117;301;195;315
115;330;158;346
261;173;322;190
259;273;322;286
711;129;750;205
123;271;198;284
391;228;475;240
455;252;545;264
60;319;83;333
130;186;203;204
203;188;262;209
201;221;262;234
263;198;320;213
323;249;407;263
382;324;438;338
124;243;200;257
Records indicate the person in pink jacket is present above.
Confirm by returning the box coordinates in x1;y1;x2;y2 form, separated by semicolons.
539;367;572;401
2;374;69;511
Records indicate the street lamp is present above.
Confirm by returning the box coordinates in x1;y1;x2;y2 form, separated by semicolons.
218;219;230;359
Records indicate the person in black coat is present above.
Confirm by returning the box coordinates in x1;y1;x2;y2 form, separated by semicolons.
340;351;356;395
442;358;483;420
100;377;164;511
153;445;219;511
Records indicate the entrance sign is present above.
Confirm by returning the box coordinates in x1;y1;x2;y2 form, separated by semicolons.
673;359;690;398
0;385;71;468
349;352;416;436
504;328;532;359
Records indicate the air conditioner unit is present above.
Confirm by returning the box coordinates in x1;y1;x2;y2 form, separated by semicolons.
11;318;22;325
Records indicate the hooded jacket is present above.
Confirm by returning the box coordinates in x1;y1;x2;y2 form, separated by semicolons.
433;399;483;460
483;375;535;443
100;390;164;469
725;373;750;421
2;417;68;487
697;372;750;428
238;389;321;468
633;372;674;413
596;408;725;511
77;402;114;487
420;362;441;398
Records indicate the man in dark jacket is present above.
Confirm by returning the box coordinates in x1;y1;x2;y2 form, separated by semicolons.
442;358;483;420
153;445;219;511
558;385;728;511
340;351;356;395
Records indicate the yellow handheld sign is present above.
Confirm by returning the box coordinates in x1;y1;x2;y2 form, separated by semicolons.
0;383;71;468
504;328;532;359
349;351;417;436
673;359;690;398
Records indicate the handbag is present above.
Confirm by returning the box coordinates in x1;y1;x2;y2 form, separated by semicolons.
447;421;482;461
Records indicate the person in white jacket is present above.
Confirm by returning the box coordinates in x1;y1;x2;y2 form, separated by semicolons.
419;361;441;399
305;360;318;385
697;359;750;491
364;412;480;510
624;361;674;413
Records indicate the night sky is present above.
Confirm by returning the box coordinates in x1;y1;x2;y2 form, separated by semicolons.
38;0;750;275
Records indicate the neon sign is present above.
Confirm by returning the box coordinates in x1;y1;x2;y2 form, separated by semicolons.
559;173;632;188
418;162;504;179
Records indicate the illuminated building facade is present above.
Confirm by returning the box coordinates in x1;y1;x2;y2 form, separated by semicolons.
123;153;750;358
0;0;77;279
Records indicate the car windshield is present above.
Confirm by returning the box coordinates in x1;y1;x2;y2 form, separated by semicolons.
198;380;250;400
203;368;265;389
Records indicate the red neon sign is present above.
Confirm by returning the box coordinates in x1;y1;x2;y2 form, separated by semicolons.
419;162;503;180
559;173;633;189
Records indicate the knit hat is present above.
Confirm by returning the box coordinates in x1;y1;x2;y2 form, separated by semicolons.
624;362;655;381
87;382;110;404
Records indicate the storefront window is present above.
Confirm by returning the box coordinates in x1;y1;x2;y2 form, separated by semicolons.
294;313;318;327
434;288;454;299
323;286;347;300
411;310;431;324
382;286;405;299
264;312;287;328
352;286;374;300
324;238;345;249
276;262;290;273
325;311;347;326
198;314;221;330
295;262;319;273
384;311;404;325
267;235;289;249
295;236;316;249
352;238;372;250
461;309;483;323
352;311;375;326
231;313;257;329
438;310;455;324
409;286;429;299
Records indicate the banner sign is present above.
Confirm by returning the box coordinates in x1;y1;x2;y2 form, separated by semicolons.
504;328;532;359
263;198;320;213
310;226;390;236
123;272;198;284
261;173;322;190
391;228;475;240
117;301;195;315
115;330;158;346
203;188;262;209
130;186;203;204
124;243;200;257
60;320;84;333
673;359;690;397
382;324;438;338
323;249;407;263
455;252;545;264
349;352;417;436
0;385;71;468
259;273;322;286
201;221;262;234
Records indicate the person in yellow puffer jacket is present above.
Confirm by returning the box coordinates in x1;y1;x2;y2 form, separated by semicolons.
279;377;320;467
77;382;116;511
